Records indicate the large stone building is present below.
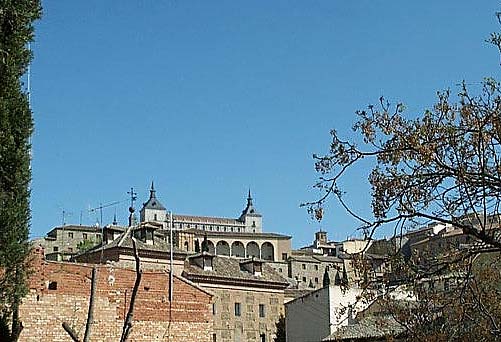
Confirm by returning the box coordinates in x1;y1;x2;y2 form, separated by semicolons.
183;252;289;342
141;184;263;234
139;184;292;263
32;224;110;261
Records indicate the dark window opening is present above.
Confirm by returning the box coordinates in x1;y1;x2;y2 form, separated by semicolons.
48;281;57;290
259;304;265;318
235;302;241;316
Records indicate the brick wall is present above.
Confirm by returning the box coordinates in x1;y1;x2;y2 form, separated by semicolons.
19;247;213;341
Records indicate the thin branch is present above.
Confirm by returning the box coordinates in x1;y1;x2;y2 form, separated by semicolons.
120;237;142;342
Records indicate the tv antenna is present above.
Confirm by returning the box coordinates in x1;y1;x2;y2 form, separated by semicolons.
89;201;121;227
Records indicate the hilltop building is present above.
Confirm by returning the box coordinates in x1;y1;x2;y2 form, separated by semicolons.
139;183;292;263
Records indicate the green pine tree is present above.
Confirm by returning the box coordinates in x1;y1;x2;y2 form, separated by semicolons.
0;1;41;341
274;314;286;342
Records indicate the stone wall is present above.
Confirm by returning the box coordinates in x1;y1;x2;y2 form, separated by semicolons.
19;248;213;341
206;285;284;342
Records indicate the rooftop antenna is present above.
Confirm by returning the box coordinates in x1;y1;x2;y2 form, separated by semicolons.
89;201;121;227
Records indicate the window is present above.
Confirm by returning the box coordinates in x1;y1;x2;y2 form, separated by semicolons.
302;277;306;283
53;246;59;252
314;265;318;271
252;220;256;227
259;304;265;318
68;232;73;238
82;233;88;240
68;247;73;252
282;253;288;261
302;264;306;270
278;268;282;273
154;214;157;221
315;277;319;284
260;333;266;342
212;303;216;315
212;333;217;342
48;281;57;290
234;303;241;316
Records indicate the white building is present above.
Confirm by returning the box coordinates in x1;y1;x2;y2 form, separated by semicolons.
285;284;366;342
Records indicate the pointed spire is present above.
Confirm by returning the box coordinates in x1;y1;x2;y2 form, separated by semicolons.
150;181;156;198
247;188;253;205
113;212;118;225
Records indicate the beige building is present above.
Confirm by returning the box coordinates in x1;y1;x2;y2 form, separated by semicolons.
32;224;110;261
183;253;289;342
140;184;263;233
139;183;292;264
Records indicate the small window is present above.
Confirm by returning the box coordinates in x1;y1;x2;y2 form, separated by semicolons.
48;281;57;290
314;265;318;271
315;277;319;284
68;247;73;252
53;246;59;252
302;277;306;283
281;253;288;261
82;233;88;240
235;303;241;316
68;232;73;238
302;264;306;270
260;333;266;342
278;268;282;273
252;220;256;227
259;304;265;318
213;303;216;315
154;214;157;221
213;333;217;342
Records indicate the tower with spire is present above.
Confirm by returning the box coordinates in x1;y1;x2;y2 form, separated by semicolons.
140;181;167;223
238;189;263;233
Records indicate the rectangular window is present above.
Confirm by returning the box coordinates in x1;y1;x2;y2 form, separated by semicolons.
260;333;266;342
68;232;73;238
53;246;59;252
213;303;216;315
315;277;319;284
302;277;306;283
259;304;265;318
282;253;288;260
234;303;241;317
314;265;318;270
68;247;73;252
212;333;216;342
82;233;88;240
302;264;306;269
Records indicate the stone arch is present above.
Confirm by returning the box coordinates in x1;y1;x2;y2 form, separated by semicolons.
216;240;230;256
202;240;215;254
246;241;260;258
231;241;245;257
261;242;274;261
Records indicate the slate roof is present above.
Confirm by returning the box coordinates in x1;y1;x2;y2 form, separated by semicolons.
183;255;289;289
323;315;405;341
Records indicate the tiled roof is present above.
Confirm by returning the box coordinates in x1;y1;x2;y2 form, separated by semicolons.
183;255;288;289
83;225;187;256
323;315;405;341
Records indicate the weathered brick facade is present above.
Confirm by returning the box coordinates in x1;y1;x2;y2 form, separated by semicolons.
19;248;213;341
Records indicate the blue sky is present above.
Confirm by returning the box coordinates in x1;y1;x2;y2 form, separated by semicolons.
30;1;500;247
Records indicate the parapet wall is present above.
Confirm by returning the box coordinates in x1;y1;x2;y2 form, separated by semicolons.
19;247;213;341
